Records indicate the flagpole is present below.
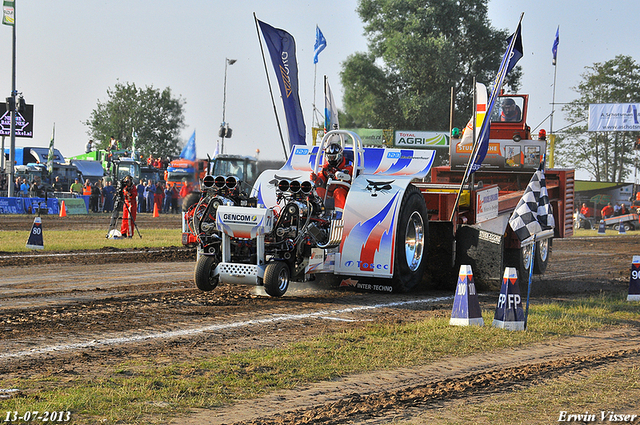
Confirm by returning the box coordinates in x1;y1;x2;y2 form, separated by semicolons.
0;135;4;171
550;61;557;136
7;1;16;197
312;25;326;145
469;12;523;176
312;63;323;145
448;87;454;140
312;59;317;130
323;74;327;132
548;65;558;168
549;27;559;168
254;13;288;159
449;13;524;222
524;234;536;331
470;77;477;190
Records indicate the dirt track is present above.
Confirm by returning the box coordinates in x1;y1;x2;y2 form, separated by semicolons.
1;214;639;424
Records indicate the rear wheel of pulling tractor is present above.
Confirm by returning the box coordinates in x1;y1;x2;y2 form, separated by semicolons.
392;184;428;293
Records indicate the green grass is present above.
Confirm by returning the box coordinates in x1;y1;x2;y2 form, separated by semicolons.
404;363;640;425
2;220;633;254
572;227;639;237
0;229;183;252
0;292;636;424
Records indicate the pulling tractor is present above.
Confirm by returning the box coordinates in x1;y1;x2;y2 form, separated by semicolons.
185;130;434;296
184;95;575;296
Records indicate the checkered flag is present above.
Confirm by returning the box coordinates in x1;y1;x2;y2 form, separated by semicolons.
509;164;555;241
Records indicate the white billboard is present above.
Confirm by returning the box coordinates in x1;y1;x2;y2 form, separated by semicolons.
588;103;640;132
395;130;449;147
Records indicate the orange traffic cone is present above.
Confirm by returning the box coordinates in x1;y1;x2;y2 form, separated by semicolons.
153;203;159;217
59;200;67;217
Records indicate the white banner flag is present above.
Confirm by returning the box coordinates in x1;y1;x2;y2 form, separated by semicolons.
588;103;640;132
324;76;339;132
459;82;488;146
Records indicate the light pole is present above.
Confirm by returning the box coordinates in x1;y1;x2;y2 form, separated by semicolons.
5;1;17;197
219;58;236;154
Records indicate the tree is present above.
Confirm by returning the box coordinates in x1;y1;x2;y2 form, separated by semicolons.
556;55;640;182
340;0;521;130
85;81;186;158
339;52;401;128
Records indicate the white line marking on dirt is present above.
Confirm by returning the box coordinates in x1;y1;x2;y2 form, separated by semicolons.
319;316;360;322
0;297;453;360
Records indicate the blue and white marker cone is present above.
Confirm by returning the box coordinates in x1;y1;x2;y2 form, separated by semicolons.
492;267;525;331
450;265;484;326
26;216;44;250
619;223;627;235
628;256;640;301
598;220;606;234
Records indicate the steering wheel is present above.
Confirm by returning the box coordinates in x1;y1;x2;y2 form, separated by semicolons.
326;177;351;190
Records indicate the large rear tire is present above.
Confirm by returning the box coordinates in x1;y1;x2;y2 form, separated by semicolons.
505;238;552;281
182;191;200;212
264;261;290;297
533;238;552;274
392;185;428;293
194;255;219;292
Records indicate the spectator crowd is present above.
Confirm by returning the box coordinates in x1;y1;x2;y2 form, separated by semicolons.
0;170;191;215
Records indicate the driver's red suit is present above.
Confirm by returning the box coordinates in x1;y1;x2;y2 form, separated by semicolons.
311;156;353;217
121;184;137;237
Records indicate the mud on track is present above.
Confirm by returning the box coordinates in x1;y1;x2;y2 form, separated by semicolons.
0;219;639;424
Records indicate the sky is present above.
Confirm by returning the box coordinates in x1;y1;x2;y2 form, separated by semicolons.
1;0;639;179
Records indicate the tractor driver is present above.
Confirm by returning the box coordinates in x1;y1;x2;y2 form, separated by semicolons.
120;175;138;238
500;98;522;122
310;142;353;219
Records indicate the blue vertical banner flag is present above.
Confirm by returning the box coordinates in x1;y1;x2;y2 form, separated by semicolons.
180;130;196;162
469;20;523;174
258;19;307;148
313;25;327;64
552;26;559;65
505;23;523;74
